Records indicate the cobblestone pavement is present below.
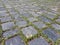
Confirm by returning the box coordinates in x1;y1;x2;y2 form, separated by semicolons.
0;0;60;45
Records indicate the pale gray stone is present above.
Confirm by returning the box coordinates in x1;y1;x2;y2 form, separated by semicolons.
44;12;57;19
1;22;15;31
28;36;49;45
5;36;25;45
3;29;18;38
16;21;27;27
52;24;60;30
28;17;38;22
21;26;37;38
0;12;9;17
33;21;46;29
0;7;6;11
0;16;12;22
56;19;60;23
38;16;52;23
43;28;60;41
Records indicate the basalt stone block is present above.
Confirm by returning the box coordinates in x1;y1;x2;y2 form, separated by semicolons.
52;24;60;30
15;16;24;21
33;21;47;29
0;16;12;22
38;16;52;24
43;28;60;41
31;12;40;17
21;26;37;38
0;12;9;17
3;29;18;38
22;12;32;18
5;5;12;8
16;21;27;28
1;22;15;31
28;36;49;45
5;36;25;45
56;19;60;23
8;8;17;15
28;17;38;22
44;12;57;20
0;7;6;11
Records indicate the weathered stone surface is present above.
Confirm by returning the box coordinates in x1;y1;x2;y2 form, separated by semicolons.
38;16;52;24
21;26;37;38
33;21;47;29
3;29;18;38
0;16;12;22
28;36;49;45
52;24;60;30
0;0;60;45
16;21;27;28
0;12;9;17
22;12;32;18
0;7;6;11
28;17;38;22
44;12;57;20
5;36;25;45
43;28;60;41
56;19;60;23
1;22;15;31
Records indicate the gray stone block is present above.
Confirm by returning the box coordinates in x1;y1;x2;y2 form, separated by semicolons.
33;21;46;29
16;21;27;28
56;19;60;23
21;26;37;38
1;22;15;31
28;17;38;22
0;7;6;11
52;24;60;30
28;36;49;45
3;29;18;38
43;28;59;41
5;36;25;45
0;16;12;22
44;12;57;19
38;16;52;23
0;12;9;17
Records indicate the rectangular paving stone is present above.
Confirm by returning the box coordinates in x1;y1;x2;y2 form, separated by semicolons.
21;12;32;18
16;21;27;28
33;21;47;29
44;12;57;20
3;29;18;38
43;28;59;41
5;4;12;8
0;9;7;13
0;12;9;17
28;36;49;45
28;17;38;22
38;16;52;24
10;13;20;19
0;4;3;7
5;36;25;45
55;19;60;23
21;26;37;38
0;0;60;45
14;15;24;21
8;8;15;12
17;8;23;13
0;16;12;22
0;7;6;11
31;12;40;17
52;23;60;30
8;8;17;14
1;22;15;31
